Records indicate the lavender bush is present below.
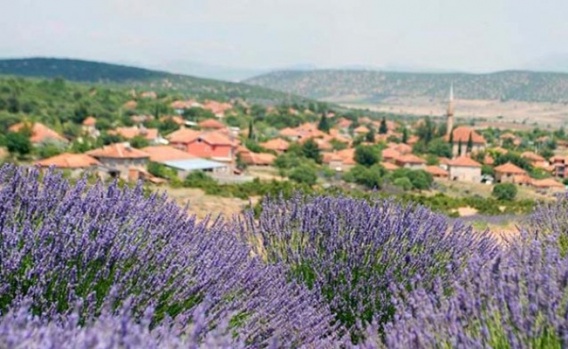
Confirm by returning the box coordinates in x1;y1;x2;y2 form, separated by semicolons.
0;165;339;347
238;194;499;340
527;192;568;253
382;234;568;348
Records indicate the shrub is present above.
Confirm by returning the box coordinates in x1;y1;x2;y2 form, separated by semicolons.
382;236;568;348
239;195;498;341
393;177;412;191
492;183;518;201
289;165;318;186
354;145;380;167
0;165;338;346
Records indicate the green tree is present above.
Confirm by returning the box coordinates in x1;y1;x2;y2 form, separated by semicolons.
379;117;388;134
289;165;317;186
416;116;436;144
458;139;463;156
448;130;454;144
130;136;150;149
6;132;32;157
354;145;380;167
393;177;413;191
466;132;473;153
365;128;376;143
343;164;384;189
427;138;453;158
248;120;255;140
301;138;322;164
402;128;409;144
37;142;63;159
492;183;518;201
317;112;330;133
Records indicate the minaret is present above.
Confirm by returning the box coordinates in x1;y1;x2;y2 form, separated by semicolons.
446;83;454;137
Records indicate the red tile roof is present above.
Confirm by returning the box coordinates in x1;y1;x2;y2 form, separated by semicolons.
87;143;150;159
382;148;401;160
82;116;97;126
261;138;290;152
521;151;545;162
198;118;226;130
531;178;564;188
381;162;400;171
35;153;100;168
140;146;197;162
446;126;486;144
240;152;275;166
9;122;67;144
396;154;426;164
448;156;482;168
494;162;526;175
160;115;185;125
354;125;370;134
425;165;449;177
112;126;158;141
167;129;202;143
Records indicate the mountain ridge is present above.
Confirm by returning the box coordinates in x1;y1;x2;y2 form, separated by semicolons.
245;69;568;103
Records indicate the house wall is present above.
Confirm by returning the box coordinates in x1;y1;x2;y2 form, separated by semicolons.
97;157;148;179
449;166;481;182
185;141;234;159
402;163;426;170
495;172;516;183
452;143;485;157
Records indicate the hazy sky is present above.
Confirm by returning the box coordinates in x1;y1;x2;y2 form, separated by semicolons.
1;0;567;72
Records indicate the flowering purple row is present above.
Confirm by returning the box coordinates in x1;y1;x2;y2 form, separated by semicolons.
0;165;339;347
238;194;499;340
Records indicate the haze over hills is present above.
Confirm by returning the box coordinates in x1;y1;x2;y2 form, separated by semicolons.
245;70;568;104
0;57;309;104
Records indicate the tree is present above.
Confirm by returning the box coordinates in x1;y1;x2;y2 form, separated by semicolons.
466;132;473;153
365;128;376;143
317;112;330;133
5;132;32;157
426;138;453;158
402;128;409;144
458;139;463;156
301;138;322;164
492;183;518;201
248;120;255;140
289;165;317;186
354;145;380;167
448;130;454;144
379;117;388;134
416;116;435;144
393;177;413;191
130;135;150;149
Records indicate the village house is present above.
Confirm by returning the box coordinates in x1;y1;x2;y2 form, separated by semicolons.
550;155;568;178
323;149;356;172
530;178;565;193
395;154;426;170
87;143;150;180
521;151;549;169
446;126;486;157
82;116;99;138
261;138;289;154
447;156;482;182
9;122;68;146
353;125;369;136
494;162;527;184
167;129;237;172
382;148;401;163
381;162;400;171
239;151;276;167
198;118;226;130
35;153;101;177
500;133;521;147
111;125;166;145
140;145;197;163
141;145;228;179
425;165;449;179
202;100;233;118
171;100;202;115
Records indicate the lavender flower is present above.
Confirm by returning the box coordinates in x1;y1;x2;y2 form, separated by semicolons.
381;234;568;348
237;194;498;341
0;165;339;347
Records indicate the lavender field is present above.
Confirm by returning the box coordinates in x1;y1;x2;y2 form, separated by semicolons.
1;164;567;348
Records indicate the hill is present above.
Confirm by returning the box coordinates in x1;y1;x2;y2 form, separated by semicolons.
245;70;568;104
0;58;306;104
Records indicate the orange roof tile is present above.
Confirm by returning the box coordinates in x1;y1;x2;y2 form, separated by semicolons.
113;126;158;141
494;162;527;175
381;162;400;171
35;153;100;168
500;132;517;140
393;143;413;155
484;155;495;165
448;156;482;168
160;115;185;125
87;143;149;159
531;178;564;188
140;146;197;162
521;151;545;162
382;148;401;160
82;116;97;126
425;165;449;177
439;157;452;165
9;122;67;144
123;100;137;109
167;129;202;144
261;138;290;152
240;152;275;166
514;174;532;185
354;125;370;134
446;126;486;144
396;154;426;165
198;118;226;130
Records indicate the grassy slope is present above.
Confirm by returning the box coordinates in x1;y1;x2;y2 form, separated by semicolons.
245;70;568;103
0;58;307;104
